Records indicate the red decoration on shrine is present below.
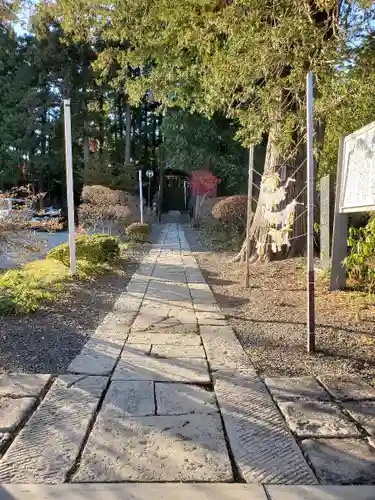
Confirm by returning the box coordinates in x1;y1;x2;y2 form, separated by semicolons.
191;170;220;197
89;138;98;153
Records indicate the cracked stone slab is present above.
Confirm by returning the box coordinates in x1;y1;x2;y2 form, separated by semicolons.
0;377;105;483
156;383;217;415
0;374;51;397
112;353;210;383
73;413;233;482
214;373;317;484
67;338;123;375
100;381;155;417
147;323;198;335
343;401;375;436
265;377;330;402
127;333;201;345
301;438;375;484
131;311;171;332
0;397;37;433
278;400;360;438
167;307;196;323
195;312;226;325
151;345;206;358
319;376;375;401
58;375;109;398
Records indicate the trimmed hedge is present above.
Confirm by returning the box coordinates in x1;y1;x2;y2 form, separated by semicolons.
212;195;247;235
125;222;150;243
47;234;120;265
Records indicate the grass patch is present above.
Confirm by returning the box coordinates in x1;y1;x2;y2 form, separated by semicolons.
0;259;70;315
0;234;126;315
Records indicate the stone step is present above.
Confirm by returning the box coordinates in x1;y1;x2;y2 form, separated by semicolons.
0;484;374;500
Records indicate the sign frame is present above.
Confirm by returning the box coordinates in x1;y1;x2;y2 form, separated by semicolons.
339;120;375;214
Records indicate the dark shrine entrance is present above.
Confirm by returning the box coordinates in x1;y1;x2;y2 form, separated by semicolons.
162;169;190;213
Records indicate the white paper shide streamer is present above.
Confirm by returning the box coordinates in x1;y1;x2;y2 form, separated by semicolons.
257;172;301;253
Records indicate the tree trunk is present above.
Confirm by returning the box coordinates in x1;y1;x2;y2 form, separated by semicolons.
236;123;307;262
83;99;90;169
124;98;131;164
98;94;104;157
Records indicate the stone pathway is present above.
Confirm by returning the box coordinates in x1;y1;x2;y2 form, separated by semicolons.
0;224;375;498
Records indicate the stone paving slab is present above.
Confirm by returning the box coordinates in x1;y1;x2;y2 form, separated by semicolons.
266;486;375;500
0;484;268;499
0;376;107;483
127;333;201;345
0;374;51;397
214;373;317;484
0;433;10;454
67;338;124;375
112;294;143;314
0;397;36;433
131;311;170;332
147;323;198;335
73;413;233;482
200;326;253;373
59;375;108;398
343;401;375;436
101;381;155;417
301;438;375;484
94;314;134;337
151;345;206;358
122;344;152;355
265;377;330;402
155;383;217;415
195;312;227;326
319;376;375;401
278;401;360;438
112;353;211;383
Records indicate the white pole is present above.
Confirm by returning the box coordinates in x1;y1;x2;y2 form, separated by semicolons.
63;99;76;275
245;145;254;288
139;169;144;224
306;71;315;353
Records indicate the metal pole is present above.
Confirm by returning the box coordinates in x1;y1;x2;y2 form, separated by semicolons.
306;71;316;353
148;178;151;211
183;181;187;209
139;169;144;224
63;99;76;275
245;145;254;288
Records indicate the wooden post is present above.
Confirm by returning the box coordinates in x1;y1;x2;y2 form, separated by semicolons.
330;136;348;290
245;145;254;288
63;99;76;275
306;71;315;353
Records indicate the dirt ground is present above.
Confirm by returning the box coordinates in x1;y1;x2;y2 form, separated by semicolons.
184;224;375;383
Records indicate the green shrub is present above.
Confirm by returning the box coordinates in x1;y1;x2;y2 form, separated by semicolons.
346;216;375;290
0;259;70;314
47;234;120;265
125;223;150;243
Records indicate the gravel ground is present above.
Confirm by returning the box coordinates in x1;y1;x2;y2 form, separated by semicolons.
0;225;162;374
184;224;375;382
